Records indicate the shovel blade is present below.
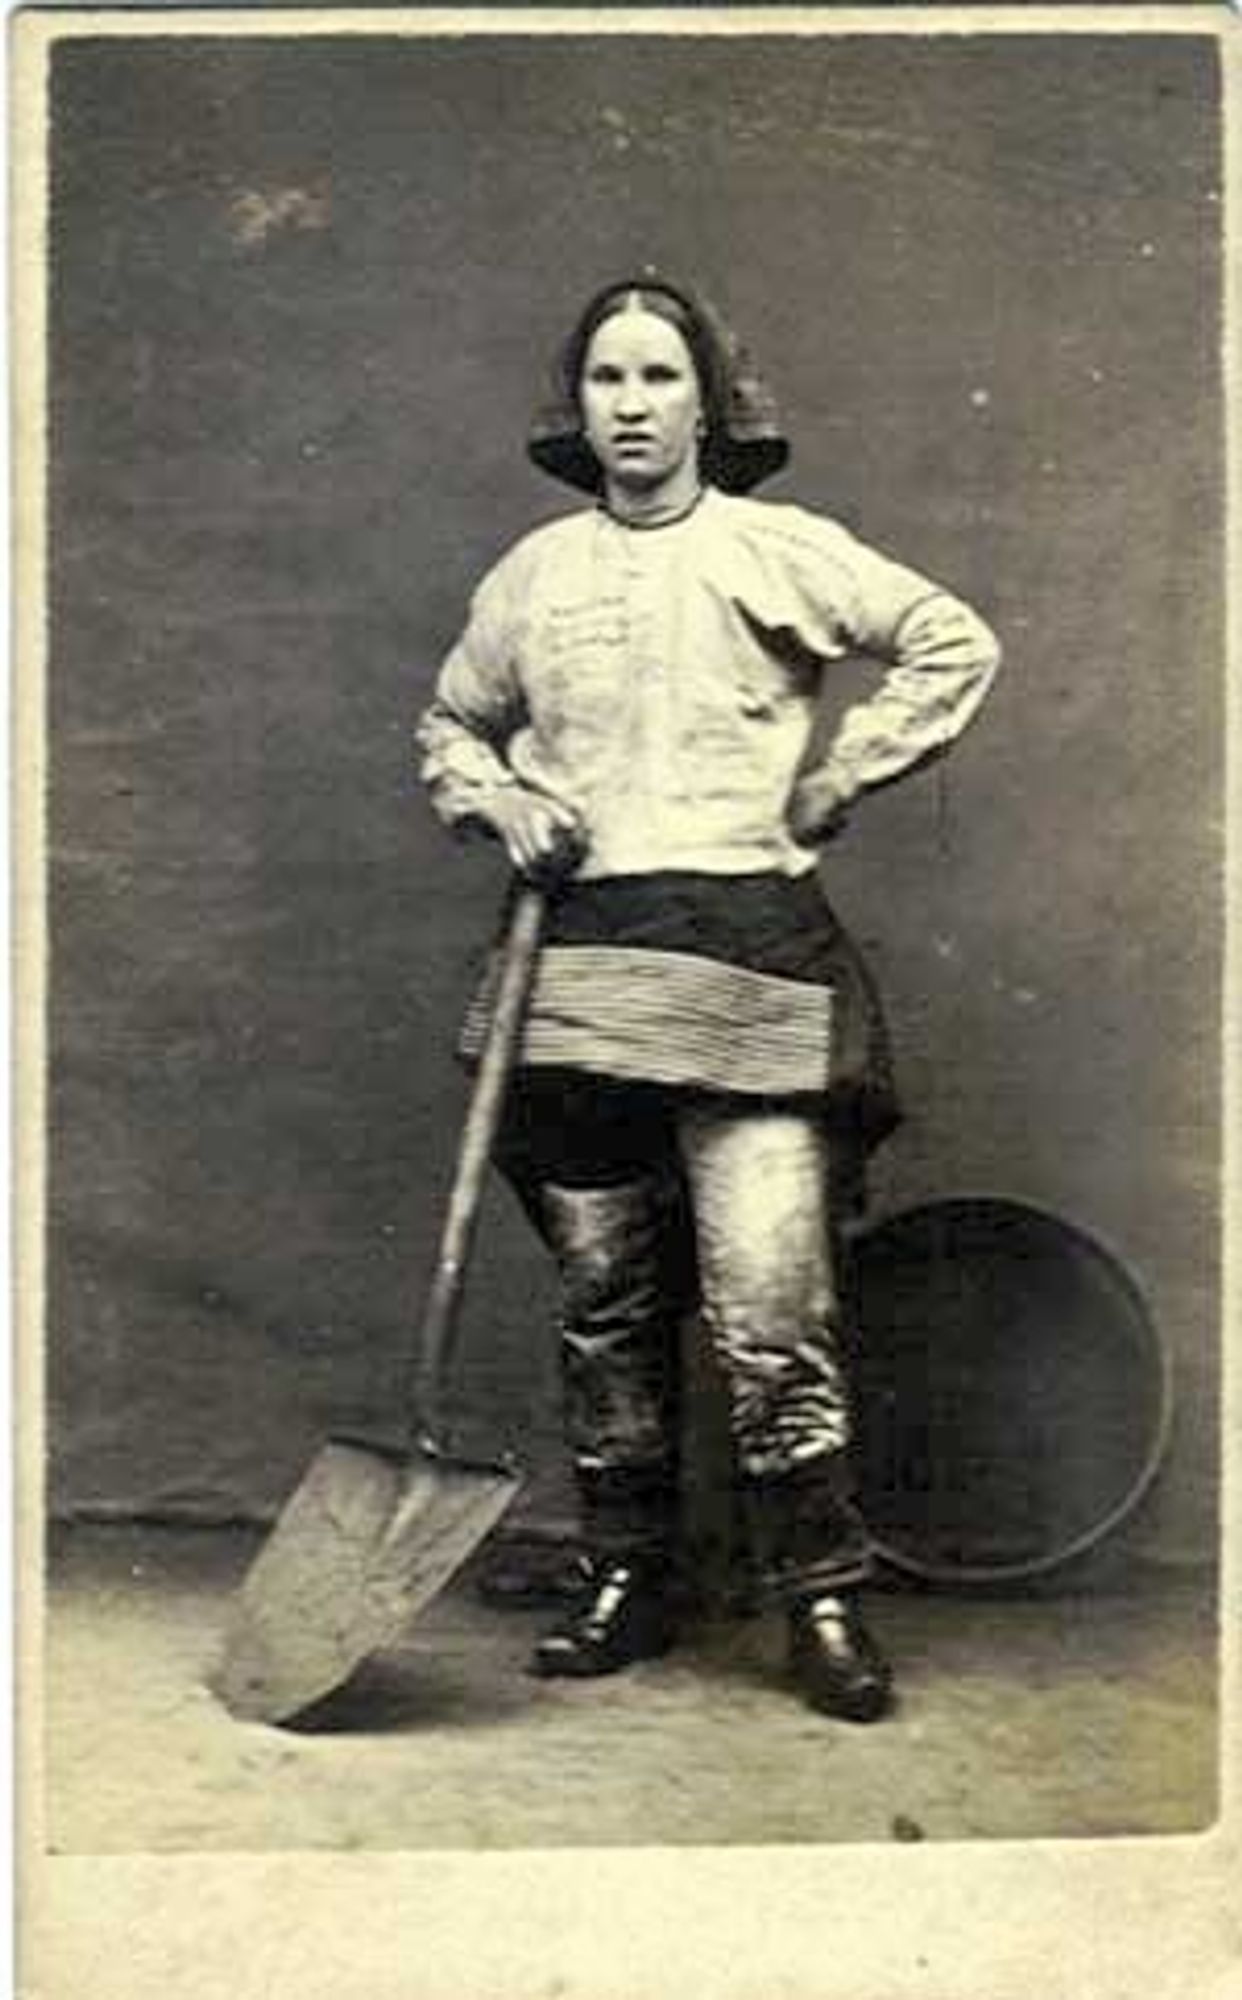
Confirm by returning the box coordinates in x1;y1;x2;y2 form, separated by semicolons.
210;1439;521;1724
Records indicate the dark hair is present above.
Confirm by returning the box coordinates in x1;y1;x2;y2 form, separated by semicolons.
527;273;789;495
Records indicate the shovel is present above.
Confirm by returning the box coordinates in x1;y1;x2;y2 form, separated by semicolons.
211;884;545;1724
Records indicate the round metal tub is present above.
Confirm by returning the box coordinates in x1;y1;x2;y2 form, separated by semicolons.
850;1196;1172;1583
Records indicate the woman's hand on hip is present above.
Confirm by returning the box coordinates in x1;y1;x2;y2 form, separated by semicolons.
484;785;589;881
785;768;855;848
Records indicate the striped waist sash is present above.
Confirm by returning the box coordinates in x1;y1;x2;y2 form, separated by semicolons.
460;943;833;1096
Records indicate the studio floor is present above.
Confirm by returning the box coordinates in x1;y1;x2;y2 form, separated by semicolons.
44;1524;1218;1854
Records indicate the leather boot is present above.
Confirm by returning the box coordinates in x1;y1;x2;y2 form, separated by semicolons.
529;1558;676;1679
789;1593;893;1722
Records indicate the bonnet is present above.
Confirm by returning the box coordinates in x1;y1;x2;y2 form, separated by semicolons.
527;272;790;495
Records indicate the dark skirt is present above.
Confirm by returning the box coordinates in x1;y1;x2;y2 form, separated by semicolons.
462;871;901;1168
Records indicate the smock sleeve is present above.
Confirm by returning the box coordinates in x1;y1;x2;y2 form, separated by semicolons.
789;519;1001;812
415;562;527;831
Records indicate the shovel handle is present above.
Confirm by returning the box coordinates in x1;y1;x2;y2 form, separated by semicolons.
411;883;545;1449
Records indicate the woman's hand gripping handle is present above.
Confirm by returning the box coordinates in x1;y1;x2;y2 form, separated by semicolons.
478;784;589;884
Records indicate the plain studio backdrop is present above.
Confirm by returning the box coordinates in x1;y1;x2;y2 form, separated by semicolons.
45;30;1222;1570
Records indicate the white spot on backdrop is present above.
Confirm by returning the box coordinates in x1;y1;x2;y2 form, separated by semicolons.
226;185;331;248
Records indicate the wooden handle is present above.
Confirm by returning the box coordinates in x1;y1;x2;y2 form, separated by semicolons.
410;884;545;1448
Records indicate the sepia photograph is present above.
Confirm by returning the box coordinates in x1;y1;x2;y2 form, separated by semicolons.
16;6;1237;1995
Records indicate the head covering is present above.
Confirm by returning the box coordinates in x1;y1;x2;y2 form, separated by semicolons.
527;271;790;495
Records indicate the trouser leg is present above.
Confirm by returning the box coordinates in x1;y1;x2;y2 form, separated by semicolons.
677;1103;873;1606
532;1177;686;1567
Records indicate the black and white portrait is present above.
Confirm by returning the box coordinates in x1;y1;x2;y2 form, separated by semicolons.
22;11;1234;1997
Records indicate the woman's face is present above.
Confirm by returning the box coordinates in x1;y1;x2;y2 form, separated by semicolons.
579;307;704;506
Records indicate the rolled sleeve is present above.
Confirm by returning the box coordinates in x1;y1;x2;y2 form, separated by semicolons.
803;532;1001;802
415;564;526;829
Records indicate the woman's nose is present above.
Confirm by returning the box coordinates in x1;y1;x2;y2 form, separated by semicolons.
616;376;651;417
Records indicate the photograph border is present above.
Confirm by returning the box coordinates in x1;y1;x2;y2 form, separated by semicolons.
14;8;1239;1996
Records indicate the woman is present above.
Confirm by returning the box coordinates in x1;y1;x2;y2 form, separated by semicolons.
416;274;1000;1722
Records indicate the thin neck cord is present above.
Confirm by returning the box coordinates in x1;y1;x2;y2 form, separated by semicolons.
601;486;706;531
